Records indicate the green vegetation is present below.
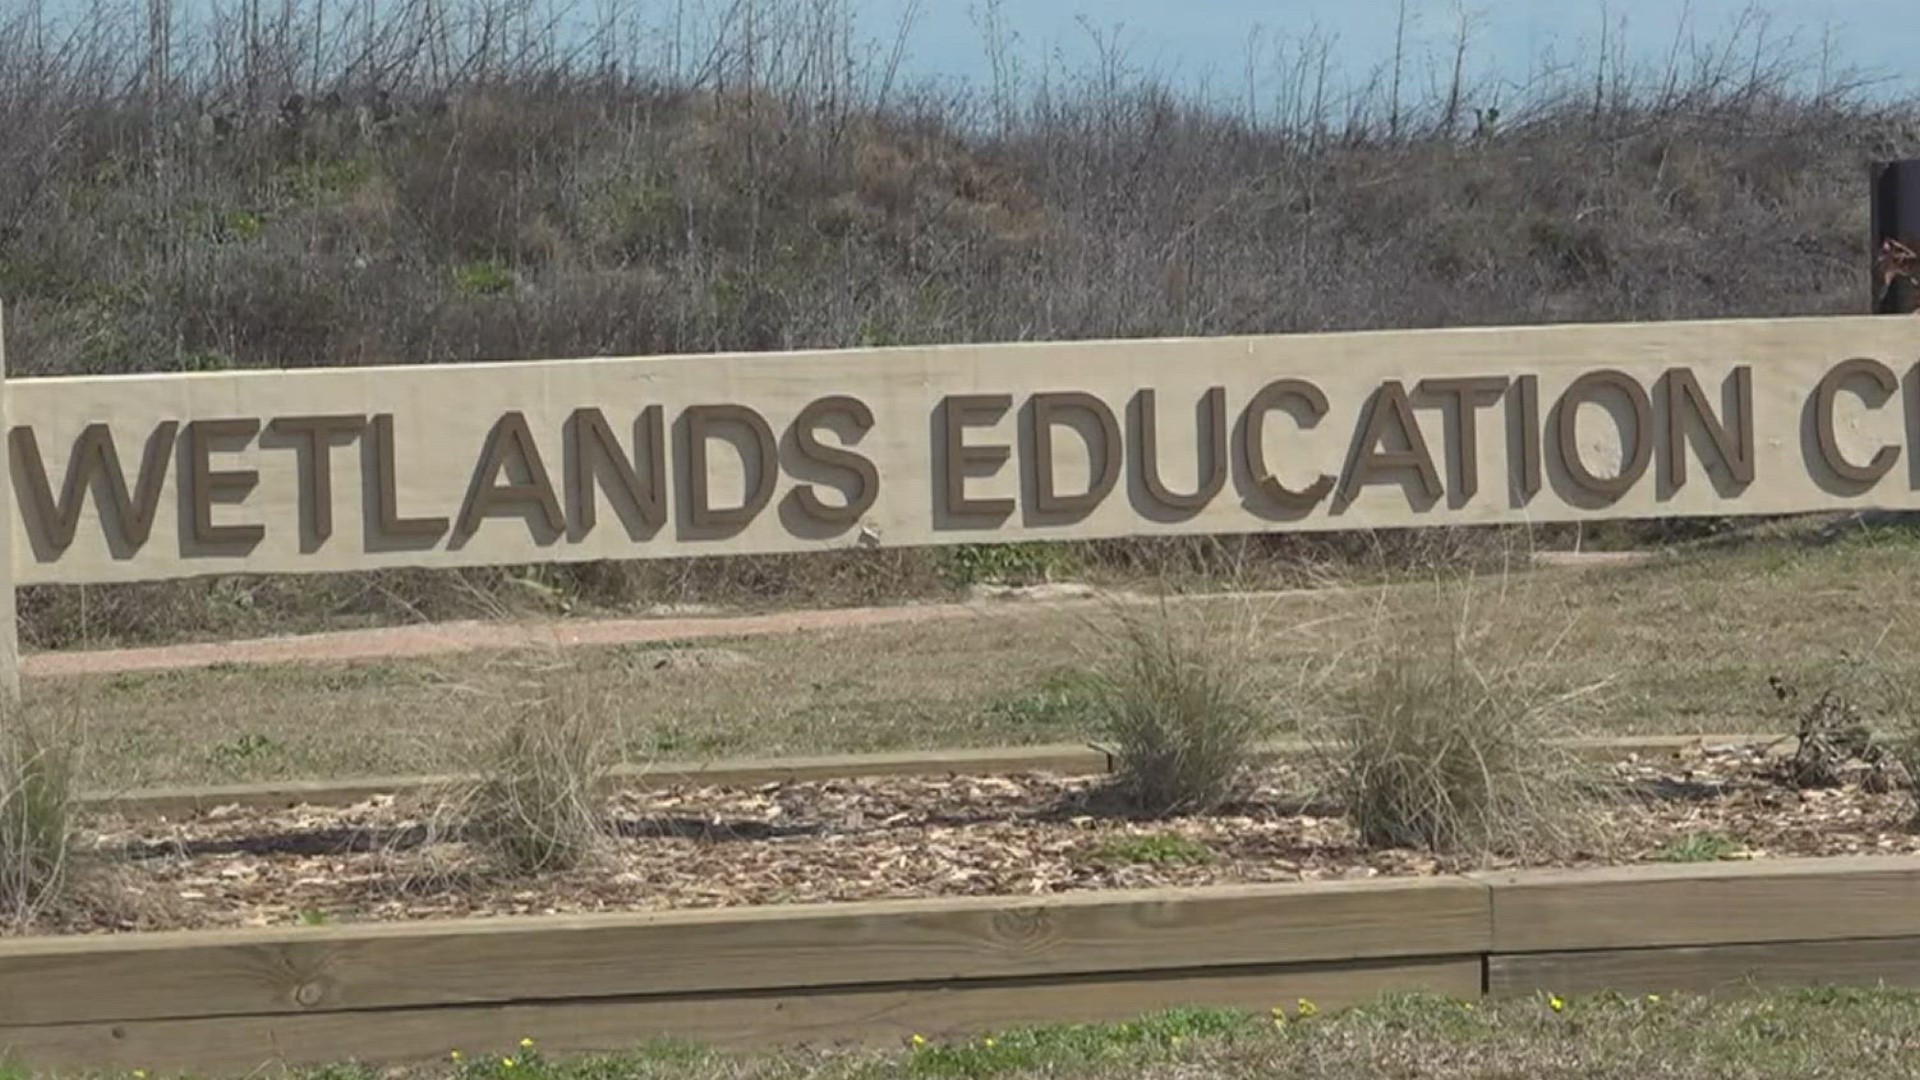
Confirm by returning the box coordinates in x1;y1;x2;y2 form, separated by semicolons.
1658;831;1747;863
44;990;1920;1079
981;670;1104;736
1086;833;1215;866
939;545;1082;589
453;259;517;297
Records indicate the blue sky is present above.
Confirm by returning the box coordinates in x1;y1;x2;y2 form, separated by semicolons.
857;0;1920;101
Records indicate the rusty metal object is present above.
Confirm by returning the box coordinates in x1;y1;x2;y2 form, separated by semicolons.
1871;159;1920;313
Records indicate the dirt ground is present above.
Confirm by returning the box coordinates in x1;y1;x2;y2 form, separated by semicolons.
39;743;1915;936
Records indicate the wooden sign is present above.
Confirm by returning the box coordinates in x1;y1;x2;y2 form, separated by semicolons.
5;312;1920;691
12;316;1920;588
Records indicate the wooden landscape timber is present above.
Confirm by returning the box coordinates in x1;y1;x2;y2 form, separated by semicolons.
83;733;1791;819
2;857;1918;1073
1479;857;1920;997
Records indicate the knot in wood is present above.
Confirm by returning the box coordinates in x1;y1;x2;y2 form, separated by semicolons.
990;906;1057;951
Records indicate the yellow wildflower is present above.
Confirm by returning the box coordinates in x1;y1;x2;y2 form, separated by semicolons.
133;1072;148;1079
519;1038;535;1050
910;1034;926;1047
1462;1002;1475;1011
1646;994;1662;1004
983;1038;996;1048
501;1058;516;1069
449;1051;463;1063
1297;998;1319;1018
1548;994;1566;1013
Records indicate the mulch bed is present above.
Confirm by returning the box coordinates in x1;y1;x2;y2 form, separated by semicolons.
32;744;1920;936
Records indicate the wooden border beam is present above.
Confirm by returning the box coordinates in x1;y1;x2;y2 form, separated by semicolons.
82;734;1791;819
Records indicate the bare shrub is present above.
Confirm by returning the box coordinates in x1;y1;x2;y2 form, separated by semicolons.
0;707;83;930
1307;577;1611;859
1767;635;1920;801
1090;598;1274;817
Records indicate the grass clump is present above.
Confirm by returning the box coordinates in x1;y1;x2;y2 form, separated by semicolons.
0;709;83;930
438;662;627;875
1087;602;1269;818
940;543;1082;588
1309;579;1609;859
1657;830;1746;863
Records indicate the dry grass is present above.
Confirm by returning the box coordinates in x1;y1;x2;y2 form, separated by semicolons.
0;706;83;929
1088;599;1273;817
32;529;1920;792
417;657;630;877
1303;572;1613;858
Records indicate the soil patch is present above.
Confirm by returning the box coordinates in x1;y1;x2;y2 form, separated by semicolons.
40;745;1919;937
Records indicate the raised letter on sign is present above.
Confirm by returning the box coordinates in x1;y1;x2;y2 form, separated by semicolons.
683;404;778;529
1135;388;1227;513
1812;358;1901;484
1554;370;1653;500
1029;391;1121;517
1417;376;1508;501
567;406;667;536
1241;379;1334;511
1664;368;1754;489
266;414;365;544
1511;376;1543;499
939;395;1015;520
1341;381;1443;504
788;396;879;526
457;412;566;539
11;422;178;551
369;414;450;540
186;418;265;546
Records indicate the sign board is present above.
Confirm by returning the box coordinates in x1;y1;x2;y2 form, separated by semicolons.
10;316;1920;593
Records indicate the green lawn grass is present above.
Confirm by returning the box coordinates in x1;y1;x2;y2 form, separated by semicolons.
32;989;1916;1080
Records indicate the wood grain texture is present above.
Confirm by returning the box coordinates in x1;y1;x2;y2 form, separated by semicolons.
1489;936;1920;997
0;957;1481;1074
1475;856;1920;952
0;878;1490;1025
12;316;1920;585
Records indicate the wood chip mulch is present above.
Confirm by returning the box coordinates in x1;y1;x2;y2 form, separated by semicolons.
37;744;1920;937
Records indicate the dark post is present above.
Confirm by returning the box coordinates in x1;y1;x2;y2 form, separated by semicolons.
1871;158;1920;313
